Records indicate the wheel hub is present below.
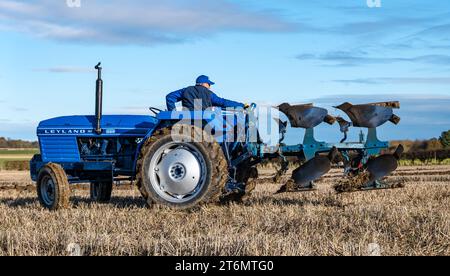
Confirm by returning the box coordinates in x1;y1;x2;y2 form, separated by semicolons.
154;148;202;196
41;176;55;205
169;163;186;181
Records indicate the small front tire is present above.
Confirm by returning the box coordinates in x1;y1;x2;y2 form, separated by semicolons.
36;163;71;210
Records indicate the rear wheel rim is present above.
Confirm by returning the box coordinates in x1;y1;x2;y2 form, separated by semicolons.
148;142;207;204
40;175;55;206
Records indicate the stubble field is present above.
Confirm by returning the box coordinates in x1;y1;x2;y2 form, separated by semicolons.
0;166;449;256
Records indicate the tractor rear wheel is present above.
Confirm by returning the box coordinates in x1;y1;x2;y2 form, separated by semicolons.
136;126;228;209
36;163;70;210
90;180;113;203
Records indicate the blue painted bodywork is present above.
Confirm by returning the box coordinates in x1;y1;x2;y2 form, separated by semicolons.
38;115;157;137
31;115;160;181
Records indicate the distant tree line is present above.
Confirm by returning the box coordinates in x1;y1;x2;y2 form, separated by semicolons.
388;129;450;161
390;139;443;152
440;130;450;149
400;149;450;162
390;130;450;151
0;137;38;148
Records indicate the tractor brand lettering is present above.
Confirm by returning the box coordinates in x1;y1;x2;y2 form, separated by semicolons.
44;129;93;135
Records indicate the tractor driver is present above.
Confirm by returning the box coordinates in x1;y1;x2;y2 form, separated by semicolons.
166;75;247;111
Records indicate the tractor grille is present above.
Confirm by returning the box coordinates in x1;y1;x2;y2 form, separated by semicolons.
40;136;80;162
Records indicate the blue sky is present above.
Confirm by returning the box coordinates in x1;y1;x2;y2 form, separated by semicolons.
0;0;449;141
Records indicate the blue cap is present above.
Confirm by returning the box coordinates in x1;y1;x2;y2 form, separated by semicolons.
196;75;215;86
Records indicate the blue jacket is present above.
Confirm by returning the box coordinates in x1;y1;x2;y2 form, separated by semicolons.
166;85;244;111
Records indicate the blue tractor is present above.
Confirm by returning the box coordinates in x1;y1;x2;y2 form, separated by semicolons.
30;63;404;210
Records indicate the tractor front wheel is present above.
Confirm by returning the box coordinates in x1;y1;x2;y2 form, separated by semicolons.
36;163;71;210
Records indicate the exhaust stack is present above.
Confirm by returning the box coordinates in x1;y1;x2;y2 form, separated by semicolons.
94;62;103;134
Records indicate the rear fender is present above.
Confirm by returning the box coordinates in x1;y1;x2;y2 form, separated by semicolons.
131;113;217;175
131;110;243;175
132;121;163;176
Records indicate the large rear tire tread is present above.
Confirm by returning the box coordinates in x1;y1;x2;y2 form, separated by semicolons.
36;163;70;211
136;126;228;209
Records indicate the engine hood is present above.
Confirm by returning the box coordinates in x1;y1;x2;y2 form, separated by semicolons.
37;115;159;136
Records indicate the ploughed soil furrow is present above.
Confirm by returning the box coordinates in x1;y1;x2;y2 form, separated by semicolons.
320;174;450;182
1;166;448;190
253;172;450;186
392;170;450;176
321;169;449;179
388;175;450;183
0;165;449;256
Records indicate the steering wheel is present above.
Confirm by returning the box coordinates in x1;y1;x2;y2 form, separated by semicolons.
149;107;163;115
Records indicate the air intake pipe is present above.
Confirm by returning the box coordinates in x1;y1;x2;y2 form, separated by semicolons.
94;62;103;134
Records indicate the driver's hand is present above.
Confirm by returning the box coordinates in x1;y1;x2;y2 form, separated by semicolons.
244;103;251;109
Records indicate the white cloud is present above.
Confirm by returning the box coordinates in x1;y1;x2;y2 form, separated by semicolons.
33;66;93;73
333;77;450;85
297;51;450;67
0;0;296;45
